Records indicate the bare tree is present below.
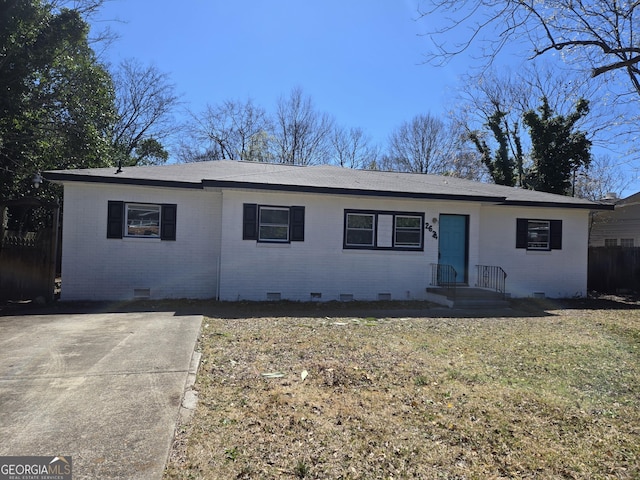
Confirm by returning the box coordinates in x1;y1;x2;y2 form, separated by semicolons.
331;126;379;169
421;1;640;103
274;87;334;165
180;98;273;162
574;155;630;201
443;150;487;181
456;64;621;187
111;58;180;165
386;113;457;174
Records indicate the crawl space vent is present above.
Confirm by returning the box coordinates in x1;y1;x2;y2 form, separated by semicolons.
133;288;151;299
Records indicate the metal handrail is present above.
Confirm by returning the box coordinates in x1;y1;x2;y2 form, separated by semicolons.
430;263;458;297
475;265;507;296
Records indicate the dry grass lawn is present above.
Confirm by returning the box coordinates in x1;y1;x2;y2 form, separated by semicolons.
164;300;640;479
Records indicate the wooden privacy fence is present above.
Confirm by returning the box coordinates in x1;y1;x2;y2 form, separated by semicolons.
0;198;59;302
588;247;640;293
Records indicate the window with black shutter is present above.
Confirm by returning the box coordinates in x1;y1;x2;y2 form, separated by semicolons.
107;201;176;240
516;218;562;251
243;203;305;243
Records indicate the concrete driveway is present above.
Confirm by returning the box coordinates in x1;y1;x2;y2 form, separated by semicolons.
0;311;202;479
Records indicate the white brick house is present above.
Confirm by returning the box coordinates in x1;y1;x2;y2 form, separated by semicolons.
46;160;612;302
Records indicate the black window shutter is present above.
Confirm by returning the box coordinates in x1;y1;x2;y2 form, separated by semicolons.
290;206;305;242
161;204;177;241
107;201;124;239
550;220;562;250
243;203;258;240
516;218;528;249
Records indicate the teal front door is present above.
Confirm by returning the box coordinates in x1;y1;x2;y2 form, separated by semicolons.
438;214;469;284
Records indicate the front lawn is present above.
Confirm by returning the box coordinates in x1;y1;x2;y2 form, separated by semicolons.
164;302;640;479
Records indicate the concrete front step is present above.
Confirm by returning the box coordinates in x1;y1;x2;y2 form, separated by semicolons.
426;287;510;309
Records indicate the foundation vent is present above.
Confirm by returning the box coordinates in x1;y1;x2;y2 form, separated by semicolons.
133;288;151;299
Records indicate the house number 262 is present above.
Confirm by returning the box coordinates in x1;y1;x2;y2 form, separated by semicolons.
425;221;438;240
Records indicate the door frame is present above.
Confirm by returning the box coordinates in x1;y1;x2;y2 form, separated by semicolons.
438;213;470;285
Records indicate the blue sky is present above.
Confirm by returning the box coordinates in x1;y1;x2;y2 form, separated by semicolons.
91;1;476;144
91;0;637;196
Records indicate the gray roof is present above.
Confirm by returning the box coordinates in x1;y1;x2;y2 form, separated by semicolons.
45;160;611;210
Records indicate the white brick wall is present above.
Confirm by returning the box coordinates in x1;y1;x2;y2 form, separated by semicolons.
60;183;221;301
219;191;482;301
59;182;591;301
478;206;590;298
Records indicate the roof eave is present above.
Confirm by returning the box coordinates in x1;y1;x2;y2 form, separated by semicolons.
501;200;614;210
44;172;203;190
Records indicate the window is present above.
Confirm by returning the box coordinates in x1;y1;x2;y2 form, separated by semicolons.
604;238;618;247
516;218;562;251
345;213;374;246
395;215;422;247
126;204;160;237
344;210;424;251
621;238;634;247
527;220;550;250
259;206;289;242
107;201;176;240
242;204;305;243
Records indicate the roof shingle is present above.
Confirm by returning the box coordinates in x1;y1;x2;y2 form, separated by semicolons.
45;160;611;209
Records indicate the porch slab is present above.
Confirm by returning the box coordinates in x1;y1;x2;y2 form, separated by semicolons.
426;287;511;309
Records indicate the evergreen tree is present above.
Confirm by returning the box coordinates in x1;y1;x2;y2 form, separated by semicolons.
523;97;591;195
0;0;116;201
469;109;517;186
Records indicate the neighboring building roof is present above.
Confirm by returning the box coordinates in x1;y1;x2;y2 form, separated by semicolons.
614;191;640;207
45;160;613;210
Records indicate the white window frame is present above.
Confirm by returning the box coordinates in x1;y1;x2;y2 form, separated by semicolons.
527;220;550;250
125;203;160;238
345;213;375;247
394;215;422;247
604;238;618;247
258;206;290;242
620;238;634;247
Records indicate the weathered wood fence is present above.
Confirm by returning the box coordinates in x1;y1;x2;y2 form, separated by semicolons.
0;199;59;302
588;247;640;293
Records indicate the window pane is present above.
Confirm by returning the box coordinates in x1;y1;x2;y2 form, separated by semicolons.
260;208;289;224
395;230;421;246
527;220;549;249
396;216;420;228
347;214;373;229
347;230;374;245
126;204;160;237
259;226;288;241
604;238;617;247
621;238;634;247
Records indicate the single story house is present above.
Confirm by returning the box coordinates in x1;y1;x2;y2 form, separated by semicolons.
589;192;640;247
46;160;612;302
